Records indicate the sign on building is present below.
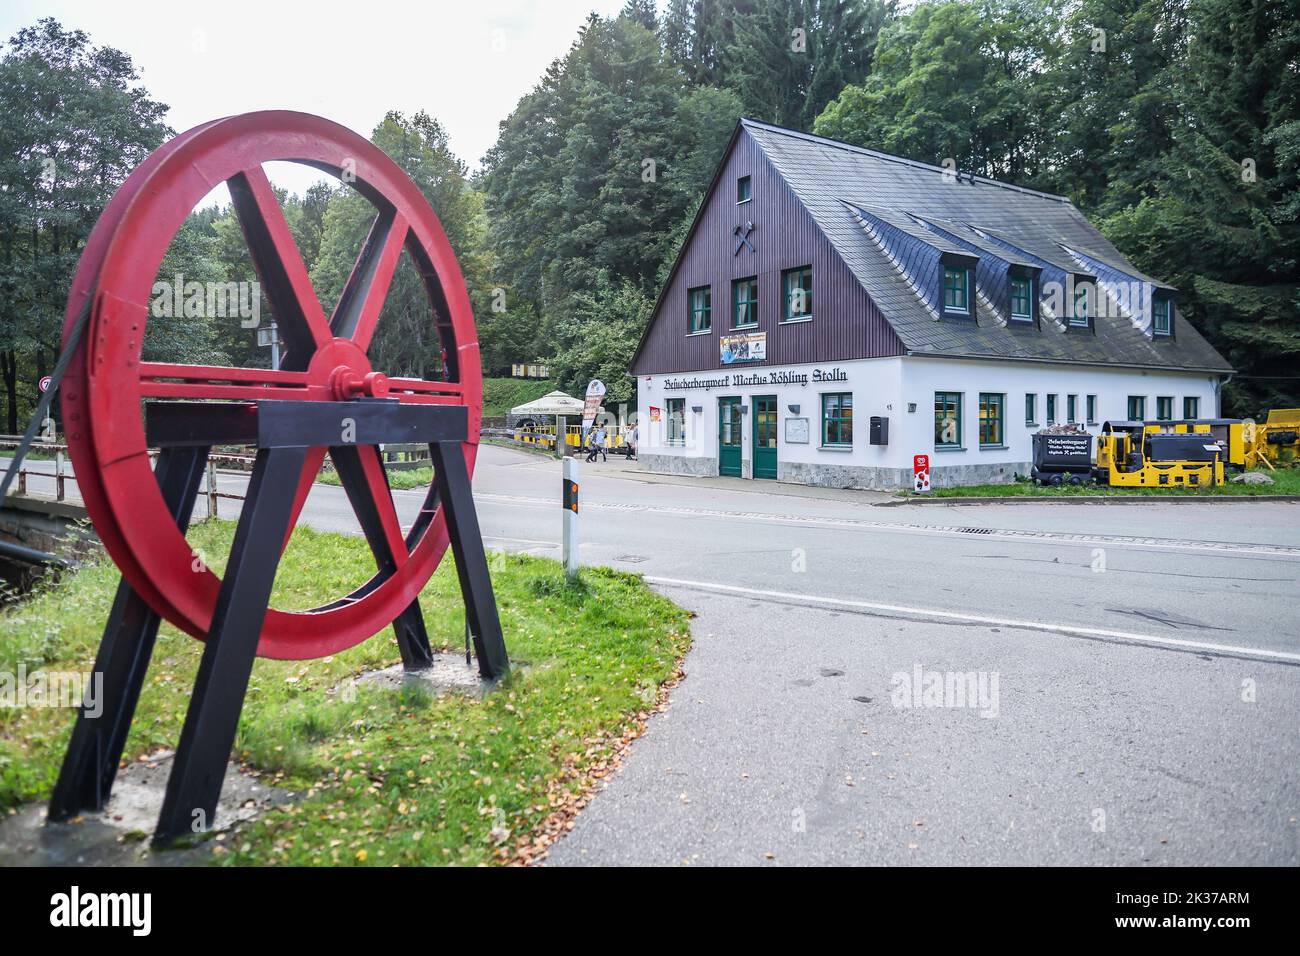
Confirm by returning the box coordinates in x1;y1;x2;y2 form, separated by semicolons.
785;417;809;444
720;331;766;365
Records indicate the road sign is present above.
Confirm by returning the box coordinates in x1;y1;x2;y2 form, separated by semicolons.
38;375;52;393
913;454;930;493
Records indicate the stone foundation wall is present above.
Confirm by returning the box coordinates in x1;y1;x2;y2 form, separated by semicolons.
929;460;1030;489
639;454;1029;490
637;453;719;478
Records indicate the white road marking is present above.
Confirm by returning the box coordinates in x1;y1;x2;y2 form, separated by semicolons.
644;575;1300;664
472;492;1300;559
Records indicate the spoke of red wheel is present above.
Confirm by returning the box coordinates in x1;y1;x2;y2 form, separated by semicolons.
330;444;408;571
280;446;328;552
331;208;408;351
227;165;332;366
138;362;312;400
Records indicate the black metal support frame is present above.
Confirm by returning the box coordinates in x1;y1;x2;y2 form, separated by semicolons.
49;399;507;844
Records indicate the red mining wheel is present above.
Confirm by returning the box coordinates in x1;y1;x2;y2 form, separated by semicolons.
60;111;483;660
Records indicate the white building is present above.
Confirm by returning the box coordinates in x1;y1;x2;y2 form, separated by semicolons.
629;121;1232;489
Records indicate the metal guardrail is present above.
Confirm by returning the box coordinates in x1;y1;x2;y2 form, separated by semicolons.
1;437;249;516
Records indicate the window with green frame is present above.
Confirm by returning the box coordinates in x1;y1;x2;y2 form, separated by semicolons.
1127;395;1146;420
1153;297;1172;335
1071;281;1091;326
1086;394;1098;424
1156;396;1173;421
1046;394;1057;424
1009;275;1033;321
1183;396;1199;420
666;398;686;445
732;276;758;328
1067;394;1077;424
942;266;969;313
822;392;853;446
934;392;962;447
1025;393;1037;425
979;393;1004;447
782;266;813;321
687;286;711;334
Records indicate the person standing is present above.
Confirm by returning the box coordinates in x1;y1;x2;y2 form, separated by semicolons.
627;422;638;460
592;422;608;462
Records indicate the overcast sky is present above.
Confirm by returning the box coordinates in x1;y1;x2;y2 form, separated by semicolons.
1;0;629;197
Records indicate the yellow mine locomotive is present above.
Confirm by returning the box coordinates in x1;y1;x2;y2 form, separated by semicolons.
1095;421;1225;488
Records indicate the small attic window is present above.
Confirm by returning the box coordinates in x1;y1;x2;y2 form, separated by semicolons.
1153;296;1172;336
1070;281;1092;327
942;266;970;314
1009;276;1033;322
737;176;752;203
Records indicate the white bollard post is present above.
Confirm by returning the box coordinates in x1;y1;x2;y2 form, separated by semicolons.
562;457;579;580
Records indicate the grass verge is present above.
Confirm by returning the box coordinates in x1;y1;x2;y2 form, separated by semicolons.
908;469;1300;498
0;521;691;865
316;467;432;490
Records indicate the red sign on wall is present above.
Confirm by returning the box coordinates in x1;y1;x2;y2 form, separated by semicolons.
913;454;930;493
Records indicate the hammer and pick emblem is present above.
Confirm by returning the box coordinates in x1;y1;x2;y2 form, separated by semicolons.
733;220;755;255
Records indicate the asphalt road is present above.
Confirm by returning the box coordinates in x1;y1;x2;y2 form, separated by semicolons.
6;445;1299;864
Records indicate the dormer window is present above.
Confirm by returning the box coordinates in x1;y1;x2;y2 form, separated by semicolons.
737;175;752;204
1153;296;1172;336
943;266;970;314
1070;281;1091;327
1009;275;1033;322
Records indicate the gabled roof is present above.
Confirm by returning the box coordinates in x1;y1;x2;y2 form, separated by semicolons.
740;119;1232;372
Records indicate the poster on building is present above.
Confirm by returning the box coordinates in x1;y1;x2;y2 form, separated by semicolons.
582;379;606;428
720;331;766;365
649;406;661;423
785;417;809;444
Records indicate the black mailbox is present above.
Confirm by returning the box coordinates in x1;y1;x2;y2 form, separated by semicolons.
869;416;888;445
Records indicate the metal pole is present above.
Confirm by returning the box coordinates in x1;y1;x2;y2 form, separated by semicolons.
270;320;280;371
554;413;564;459
562;457;579;580
55;448;65;502
207;459;217;519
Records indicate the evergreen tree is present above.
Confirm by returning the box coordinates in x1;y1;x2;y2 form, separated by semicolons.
814;0;1062;184
480;11;742;393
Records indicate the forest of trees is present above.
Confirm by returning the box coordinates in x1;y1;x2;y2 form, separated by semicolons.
1;0;1296;428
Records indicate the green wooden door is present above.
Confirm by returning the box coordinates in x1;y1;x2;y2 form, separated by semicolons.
718;397;742;477
752;395;778;479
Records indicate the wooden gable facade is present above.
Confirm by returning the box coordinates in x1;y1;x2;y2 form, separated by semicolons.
629;124;904;376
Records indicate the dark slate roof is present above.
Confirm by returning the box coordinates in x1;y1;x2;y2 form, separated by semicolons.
743;119;1232;372
911;215;1040;270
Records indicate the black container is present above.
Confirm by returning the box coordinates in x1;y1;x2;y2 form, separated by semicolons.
1032;432;1092;471
1031;432;1093;484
